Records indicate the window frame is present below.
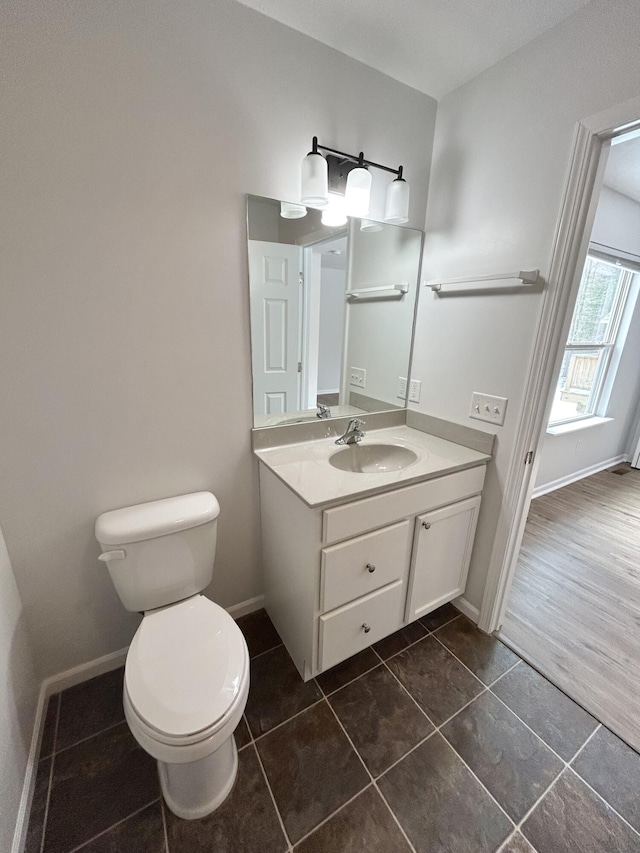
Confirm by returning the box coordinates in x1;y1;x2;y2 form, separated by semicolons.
548;252;635;427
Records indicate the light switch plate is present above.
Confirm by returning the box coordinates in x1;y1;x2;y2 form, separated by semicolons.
469;392;508;426
350;367;366;388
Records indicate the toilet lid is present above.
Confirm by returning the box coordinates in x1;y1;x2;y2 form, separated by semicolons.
126;596;247;738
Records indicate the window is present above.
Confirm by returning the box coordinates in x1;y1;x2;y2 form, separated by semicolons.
549;254;635;426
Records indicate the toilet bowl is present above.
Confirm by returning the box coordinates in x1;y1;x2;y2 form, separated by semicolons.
95;492;249;820
124;594;249;819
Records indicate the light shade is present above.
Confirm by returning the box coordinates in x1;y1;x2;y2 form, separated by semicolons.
345;166;371;217
301;152;328;207
384;177;410;224
280;201;307;219
360;218;384;232
321;193;348;227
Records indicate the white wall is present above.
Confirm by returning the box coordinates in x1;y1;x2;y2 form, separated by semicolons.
0;0;436;677
347;223;422;405
410;0;640;610
0;524;39;852
535;187;640;489
317;266;346;393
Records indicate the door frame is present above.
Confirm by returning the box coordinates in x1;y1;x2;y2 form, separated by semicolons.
478;94;640;634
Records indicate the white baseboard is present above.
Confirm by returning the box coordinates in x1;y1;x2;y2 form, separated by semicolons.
532;454;628;499
11;591;265;851
226;594;265;619
11;686;48;853
454;596;480;623
43;646;129;698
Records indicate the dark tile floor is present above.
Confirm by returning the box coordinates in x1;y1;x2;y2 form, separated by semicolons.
26;605;640;852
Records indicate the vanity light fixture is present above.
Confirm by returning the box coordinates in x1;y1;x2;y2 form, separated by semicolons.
360;219;384;233
300;137;410;224
280;201;307;219
321;192;348;227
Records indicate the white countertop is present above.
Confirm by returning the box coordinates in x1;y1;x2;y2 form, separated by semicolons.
254;425;491;508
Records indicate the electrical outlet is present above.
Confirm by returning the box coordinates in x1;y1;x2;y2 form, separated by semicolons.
409;379;421;403
350;367;366;388
397;377;407;399
469;392;508;426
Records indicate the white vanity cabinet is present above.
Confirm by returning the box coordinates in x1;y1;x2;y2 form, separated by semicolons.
258;459;486;681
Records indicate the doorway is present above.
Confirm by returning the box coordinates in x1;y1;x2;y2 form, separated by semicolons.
492;118;640;750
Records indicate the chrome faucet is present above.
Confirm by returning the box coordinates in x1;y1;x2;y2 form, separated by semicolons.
317;402;331;419
335;418;365;445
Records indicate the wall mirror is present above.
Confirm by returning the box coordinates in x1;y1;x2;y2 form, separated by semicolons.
247;194;423;427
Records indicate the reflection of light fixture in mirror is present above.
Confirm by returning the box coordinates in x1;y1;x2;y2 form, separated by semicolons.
360;219;384;232
301;137;409;223
301;138;328;207
321;192;348;227
384;167;410;224
280;201;307;219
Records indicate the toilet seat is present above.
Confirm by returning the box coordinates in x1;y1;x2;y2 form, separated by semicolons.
125;595;248;745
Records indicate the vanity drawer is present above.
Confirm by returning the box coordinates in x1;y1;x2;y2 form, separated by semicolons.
320;520;411;612
319;580;404;671
322;465;486;545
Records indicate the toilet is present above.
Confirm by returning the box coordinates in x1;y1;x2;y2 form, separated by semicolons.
94;491;249;820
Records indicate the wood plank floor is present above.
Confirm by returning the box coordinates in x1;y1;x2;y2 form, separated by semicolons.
500;465;640;752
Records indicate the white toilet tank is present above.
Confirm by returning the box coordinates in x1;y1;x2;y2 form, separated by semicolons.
95;492;220;612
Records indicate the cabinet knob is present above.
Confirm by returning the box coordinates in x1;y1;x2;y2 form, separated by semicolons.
362;623;371;633
366;563;376;573
422;521;431;530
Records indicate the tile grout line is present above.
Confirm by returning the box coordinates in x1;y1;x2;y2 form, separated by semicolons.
377;638;490;737
53;718;126;757
428;630;604;773
486;657;523;687
239;713;254;750
562;765;640;841
487;689;573;769
317;660;382;697
370;653;531;833
321;696;419;853
375;614;461;667
290;783;376;849
566;722;601;766
510;726;605;841
430;631;497;689
249;642;284;662
376;629;640;844
252;742;294;852
561;725;640;842
435;734;517;834
160;798;170;853
64;799;162;853
252;697;325;744
39;693;60;853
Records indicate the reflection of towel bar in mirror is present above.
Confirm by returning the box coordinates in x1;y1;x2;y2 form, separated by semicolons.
426;269;539;292
345;282;409;299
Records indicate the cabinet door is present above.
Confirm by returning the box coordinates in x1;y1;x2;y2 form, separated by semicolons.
405;496;481;622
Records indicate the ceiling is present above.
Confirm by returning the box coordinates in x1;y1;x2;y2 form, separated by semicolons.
605;136;640;205
236;0;591;99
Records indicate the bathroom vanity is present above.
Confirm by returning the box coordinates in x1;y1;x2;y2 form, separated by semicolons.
254;424;490;679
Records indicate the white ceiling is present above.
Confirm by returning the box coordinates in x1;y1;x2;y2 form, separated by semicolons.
604;136;640;205
236;0;591;99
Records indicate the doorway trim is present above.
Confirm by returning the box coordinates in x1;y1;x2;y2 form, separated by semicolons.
478;93;640;634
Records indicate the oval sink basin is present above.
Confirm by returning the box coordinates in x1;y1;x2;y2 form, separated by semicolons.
329;443;418;474
279;415;319;425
